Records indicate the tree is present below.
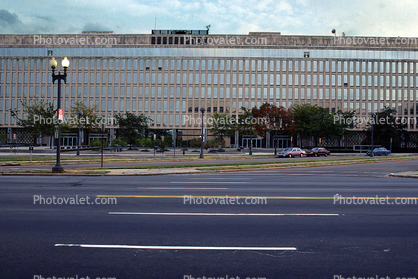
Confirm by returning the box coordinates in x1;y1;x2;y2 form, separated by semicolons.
251;103;295;153
208;112;236;142
10;99;56;144
114;112;149;148
63;101;102;133
292;103;344;147
251;103;295;137
335;109;358;148
367;106;408;149
234;106;253;136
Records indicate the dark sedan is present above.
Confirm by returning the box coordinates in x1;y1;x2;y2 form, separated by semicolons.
306;147;331;157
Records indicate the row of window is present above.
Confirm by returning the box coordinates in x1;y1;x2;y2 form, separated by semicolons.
3;58;418;74
2;85;418;102
4;47;418;60
4;72;418;88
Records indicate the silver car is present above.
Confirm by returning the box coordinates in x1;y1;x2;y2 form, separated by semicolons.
277;147;306;158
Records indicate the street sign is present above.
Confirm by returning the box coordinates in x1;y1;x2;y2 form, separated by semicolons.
58;109;63;121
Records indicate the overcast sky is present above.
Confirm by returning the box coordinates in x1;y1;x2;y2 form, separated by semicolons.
1;0;417;37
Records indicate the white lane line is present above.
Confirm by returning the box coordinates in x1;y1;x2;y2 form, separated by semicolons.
108;212;339;217
55;244;296;251
283;174;312;176
186;178;252;180
139;187;228;190
171;182;244;184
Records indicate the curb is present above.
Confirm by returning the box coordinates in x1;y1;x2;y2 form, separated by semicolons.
388;173;418;179
0;172;105;176
106;171;202;176
0;170;201;176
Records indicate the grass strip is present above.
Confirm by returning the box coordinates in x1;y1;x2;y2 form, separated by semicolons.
87;156;418;170
0;154;273;165
0;169;109;175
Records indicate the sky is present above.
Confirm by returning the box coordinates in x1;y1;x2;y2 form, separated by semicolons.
1;0;418;37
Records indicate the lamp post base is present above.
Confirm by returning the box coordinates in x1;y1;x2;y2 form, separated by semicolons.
52;165;65;172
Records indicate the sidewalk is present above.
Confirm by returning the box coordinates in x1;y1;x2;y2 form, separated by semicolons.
106;168;202;176
388;171;418;179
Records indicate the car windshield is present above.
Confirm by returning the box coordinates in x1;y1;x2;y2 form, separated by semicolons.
283;148;293;152
312;148;319;151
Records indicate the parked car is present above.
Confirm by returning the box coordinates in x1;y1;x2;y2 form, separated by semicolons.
306;147;331;157
277;147;306;158
367;147;391;156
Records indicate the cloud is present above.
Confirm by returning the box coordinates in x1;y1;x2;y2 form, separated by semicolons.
34;15;54;21
83;23;112;32
0;9;24;32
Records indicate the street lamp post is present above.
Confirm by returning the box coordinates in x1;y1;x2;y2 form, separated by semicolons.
370;112;375;157
274;129;278;156
200;107;206;159
249;115;254;155
76;111;83;156
50;57;69;172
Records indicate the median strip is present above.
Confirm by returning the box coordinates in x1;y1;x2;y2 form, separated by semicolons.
55;244;297;251
108;212;339;217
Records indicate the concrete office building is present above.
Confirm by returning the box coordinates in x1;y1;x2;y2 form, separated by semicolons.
0;30;418;148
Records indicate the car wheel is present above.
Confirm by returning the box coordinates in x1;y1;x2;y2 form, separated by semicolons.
324;154;328;157
314;153;318;157
300;154;303;157
289;154;292;158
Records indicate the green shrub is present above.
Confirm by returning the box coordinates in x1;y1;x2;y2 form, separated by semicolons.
189;138;201;148
136;138;153;148
90;139;109;147
111;138;127;147
204;138;226;149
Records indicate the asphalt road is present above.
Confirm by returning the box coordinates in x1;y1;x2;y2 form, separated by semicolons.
1;161;418;279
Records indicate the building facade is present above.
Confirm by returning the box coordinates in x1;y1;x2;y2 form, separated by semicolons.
1;31;418;146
